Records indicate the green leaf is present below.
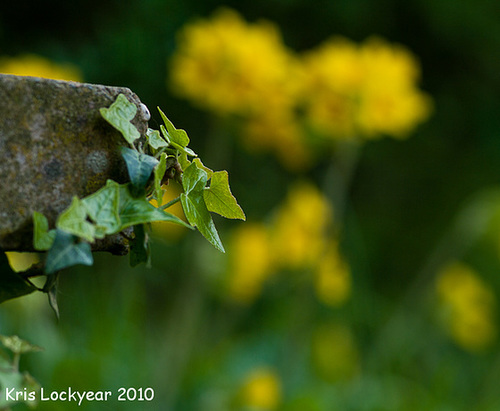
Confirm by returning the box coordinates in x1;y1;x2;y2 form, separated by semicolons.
82;180;121;235
146;128;168;150
181;191;225;253
153;153;167;206
204;171;246;220
118;184;192;230
158;107;190;147
0;335;43;355
160;125;197;157
45;230;93;275
121;147;159;196
130;225;150;267
0;252;37;303
182;162;208;195
56;196;96;242
33;211;56;251
100;93;140;146
193;158;213;179
178;152;191;171
180;162;224;251
43;274;60;320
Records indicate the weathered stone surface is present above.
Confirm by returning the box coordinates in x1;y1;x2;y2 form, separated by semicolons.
0;74;149;253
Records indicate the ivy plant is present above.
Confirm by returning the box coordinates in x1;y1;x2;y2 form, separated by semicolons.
0;94;245;311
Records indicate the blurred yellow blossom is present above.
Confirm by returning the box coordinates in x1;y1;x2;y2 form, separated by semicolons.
302;36;432;140
169;8;300;117
5;252;40;272
301;37;362;138
270;182;332;269
312;323;359;381
314;241;351;306
242;111;311;171
436;262;497;352
239;367;282;410
169;9;432;171
227;223;273;304
0;54;82;81
226;181;351;306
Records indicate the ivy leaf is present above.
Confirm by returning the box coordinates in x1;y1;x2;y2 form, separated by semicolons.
181;191;225;253
181;162;224;252
0;252;37;303
160;125;197;157
121;147;159;196
82;180;121;235
100;93;140;146
146;128;168;150
118;184;192;230
182;161;208;195
56;197;96;242
45;230;93;275
33;211;56;251
130;224;150;267
178;152;191;171
158;107;190;147
153;153;167;206
204;171;246;220
193;158;213;179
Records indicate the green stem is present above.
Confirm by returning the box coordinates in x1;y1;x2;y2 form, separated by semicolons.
160;196;181;210
12;352;20;372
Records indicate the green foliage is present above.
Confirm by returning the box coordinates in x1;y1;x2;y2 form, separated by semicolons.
120;146;159;195
0;93;244;308
99;93;140;147
45;230;93;275
56;196;97;242
0;335;41;409
181;162;225;252
204;170;246;220
0;252;37;303
153;152;167;206
33;211;56;251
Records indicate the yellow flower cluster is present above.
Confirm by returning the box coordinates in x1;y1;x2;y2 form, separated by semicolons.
238;367;282;410
0;54;82;82
436;262;497;352
303;36;432;139
170;8;300;117
227;182;350;305
169;9;432;168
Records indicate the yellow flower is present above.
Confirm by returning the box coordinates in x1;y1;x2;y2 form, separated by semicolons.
0;54;82;81
312;323;359;381
314;241;351;306
356;37;432;138
5;252;40;272
226;223;273;304
239;367;282;410
302;36;432;140
271;182;332;269
436;262;497;352
169;8;300;117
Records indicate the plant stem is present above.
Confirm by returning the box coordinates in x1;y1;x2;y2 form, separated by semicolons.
161;196;181;210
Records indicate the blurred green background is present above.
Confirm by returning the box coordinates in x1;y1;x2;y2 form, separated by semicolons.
3;0;500;410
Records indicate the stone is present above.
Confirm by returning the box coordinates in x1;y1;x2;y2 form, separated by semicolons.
0;74;149;253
